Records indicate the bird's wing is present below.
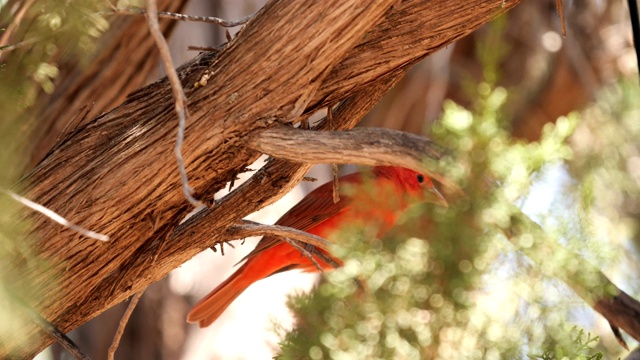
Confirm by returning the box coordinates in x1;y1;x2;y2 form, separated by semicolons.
237;172;362;263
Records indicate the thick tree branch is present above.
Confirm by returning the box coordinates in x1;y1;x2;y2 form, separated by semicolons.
171;70;409;249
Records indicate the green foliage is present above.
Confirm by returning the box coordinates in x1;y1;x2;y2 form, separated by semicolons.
570;79;640;253
0;0;109;110
278;78;608;359
0;0;110;353
528;328;603;360
276;17;616;360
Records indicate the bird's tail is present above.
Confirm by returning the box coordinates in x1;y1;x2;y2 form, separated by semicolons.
187;261;253;328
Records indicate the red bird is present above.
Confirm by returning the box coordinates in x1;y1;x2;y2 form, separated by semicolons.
187;166;446;327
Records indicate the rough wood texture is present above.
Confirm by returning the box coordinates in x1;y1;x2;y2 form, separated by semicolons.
28;0;190;167
3;0;524;357
251;126;444;172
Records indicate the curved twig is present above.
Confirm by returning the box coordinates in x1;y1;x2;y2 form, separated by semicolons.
227;220;332;252
146;0;202;208
107;290;145;360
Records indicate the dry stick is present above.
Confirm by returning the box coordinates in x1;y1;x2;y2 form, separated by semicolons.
0;0;36;57
555;0;567;37
12;293;91;360
55;104;89;145
0;37;41;54
107;290;145;360
2;189;109;241
33;317;90;360
304;244;341;270
145;0;202;208
211;240;235;255
283;237;326;273
187;45;225;53
332;165;340;203
110;7;253;27
227;220;333;252
327;107;340;203
227;220;340;272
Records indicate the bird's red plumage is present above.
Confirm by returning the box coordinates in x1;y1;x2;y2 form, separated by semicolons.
187;166;441;327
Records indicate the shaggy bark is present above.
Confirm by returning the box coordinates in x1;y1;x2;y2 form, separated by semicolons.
2;0;526;357
28;0;191;167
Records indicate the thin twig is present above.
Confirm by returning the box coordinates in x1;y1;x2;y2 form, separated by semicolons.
2;189;109;241
303;242;341;270
49;102;94;155
145;0;202;208
0;0;36;56
227;220;333;252
56;104;88;144
328;107;341;203
107;290;145;360
555;0;566;37
211;240;235;255
187;45;224;53
282;236;326;273
108;7;253;27
13;292;91;360
35;317;90;360
332;164;340;203
227;220;340;272
0;37;40;54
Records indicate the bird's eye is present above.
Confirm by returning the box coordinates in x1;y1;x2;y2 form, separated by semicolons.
416;174;425;183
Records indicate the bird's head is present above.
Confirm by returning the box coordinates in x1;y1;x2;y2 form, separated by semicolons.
372;166;448;208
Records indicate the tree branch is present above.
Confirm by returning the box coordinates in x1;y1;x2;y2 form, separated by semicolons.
248;125;454;188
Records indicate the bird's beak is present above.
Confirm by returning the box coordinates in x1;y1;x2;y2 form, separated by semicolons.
430;186;448;208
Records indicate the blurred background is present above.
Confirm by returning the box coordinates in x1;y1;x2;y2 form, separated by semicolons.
1;0;639;358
